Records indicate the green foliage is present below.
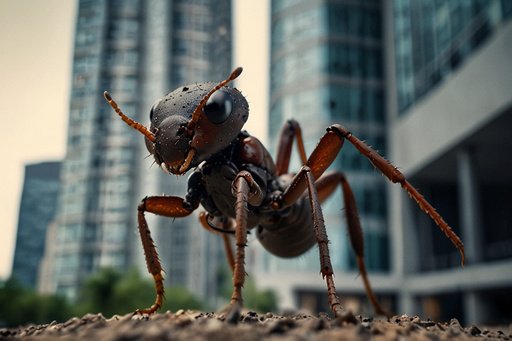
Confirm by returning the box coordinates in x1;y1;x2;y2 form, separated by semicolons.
74;267;204;317
216;265;278;313
0;278;72;327
161;286;203;312
0;266;276;327
243;277;278;313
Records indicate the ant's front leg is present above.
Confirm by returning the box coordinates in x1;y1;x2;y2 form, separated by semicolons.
135;196;194;315
225;171;263;323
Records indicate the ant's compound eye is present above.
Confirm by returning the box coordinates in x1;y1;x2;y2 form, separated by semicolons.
204;90;232;124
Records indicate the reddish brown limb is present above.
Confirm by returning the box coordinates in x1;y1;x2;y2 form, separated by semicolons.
275;119;308;175
300;166;345;317
330;124;465;266
316;171;391;316
136;196;193;315
402;181;465;265
273;166;345;316
199;212;235;272
226;171;263;322
273;128;344;209
275;124;464;265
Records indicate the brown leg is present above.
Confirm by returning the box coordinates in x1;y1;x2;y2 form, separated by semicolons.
330;125;465;265
136;196;193;315
283;166;347;317
275;119;308;175
316;171;391;317
226;171;263;322
273;124;464;265
199;212;235;272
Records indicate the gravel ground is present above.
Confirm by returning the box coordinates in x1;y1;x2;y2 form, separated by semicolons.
1;310;511;341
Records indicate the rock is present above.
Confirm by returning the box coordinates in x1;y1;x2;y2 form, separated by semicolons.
1;311;511;341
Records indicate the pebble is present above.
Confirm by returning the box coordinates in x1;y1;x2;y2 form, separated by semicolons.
2;311;512;341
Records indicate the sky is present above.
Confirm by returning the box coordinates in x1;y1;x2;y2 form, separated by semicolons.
0;0;269;280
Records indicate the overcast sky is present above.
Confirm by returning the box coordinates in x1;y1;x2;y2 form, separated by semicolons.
0;0;269;279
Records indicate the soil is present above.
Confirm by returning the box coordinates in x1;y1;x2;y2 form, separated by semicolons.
1;310;510;341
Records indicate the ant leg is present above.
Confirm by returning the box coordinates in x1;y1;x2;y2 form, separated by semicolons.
199;212;235;272
226;171;263;323
277;166;353;318
136;196;194;315
273;124;464;266
275;119;308;175
316;171;392;317
329;125;465;265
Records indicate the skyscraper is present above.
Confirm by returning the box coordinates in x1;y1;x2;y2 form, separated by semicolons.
387;0;512;324
39;0;232;303
259;0;512;323
12;161;61;289
256;0;392;314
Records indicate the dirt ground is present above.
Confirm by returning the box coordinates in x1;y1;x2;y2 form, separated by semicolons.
1;310;511;341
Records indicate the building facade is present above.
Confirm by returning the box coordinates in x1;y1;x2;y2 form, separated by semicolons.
11;161;61;289
387;0;512;324
259;0;512;324
39;0;232;305
256;0;394;315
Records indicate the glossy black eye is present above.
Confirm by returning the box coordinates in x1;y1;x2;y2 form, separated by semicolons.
204;90;232;124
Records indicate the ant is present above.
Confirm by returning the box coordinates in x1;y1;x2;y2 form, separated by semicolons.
104;67;464;322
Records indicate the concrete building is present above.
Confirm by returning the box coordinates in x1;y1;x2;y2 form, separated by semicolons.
38;0;232;306
11;161;61;289
257;0;512;324
387;0;512;325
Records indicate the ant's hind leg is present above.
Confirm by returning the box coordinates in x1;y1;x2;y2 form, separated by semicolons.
316;171;392;317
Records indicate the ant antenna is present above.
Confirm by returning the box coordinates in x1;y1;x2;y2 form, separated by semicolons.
186;67;243;135
104;91;156;143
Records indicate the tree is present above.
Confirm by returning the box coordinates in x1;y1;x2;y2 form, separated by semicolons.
0;277;72;327
216;265;278;313
243;277;278;313
74;268;204;317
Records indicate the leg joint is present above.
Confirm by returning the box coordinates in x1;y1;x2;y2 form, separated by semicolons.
286;119;300;131
138;197;148;212
327;124;350;139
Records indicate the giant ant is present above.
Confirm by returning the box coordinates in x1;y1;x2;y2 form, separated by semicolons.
104;67;464;322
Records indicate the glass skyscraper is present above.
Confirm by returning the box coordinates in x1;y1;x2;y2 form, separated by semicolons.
259;0;512;322
11;162;61;289
394;0;512;114
39;0;232;303
257;0;391;314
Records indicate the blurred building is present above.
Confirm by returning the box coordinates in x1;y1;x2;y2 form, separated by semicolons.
388;0;512;325
11;161;61;289
258;0;512;325
256;0;394;315
38;0;232;306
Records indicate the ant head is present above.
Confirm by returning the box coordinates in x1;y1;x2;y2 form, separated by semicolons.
104;67;248;175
